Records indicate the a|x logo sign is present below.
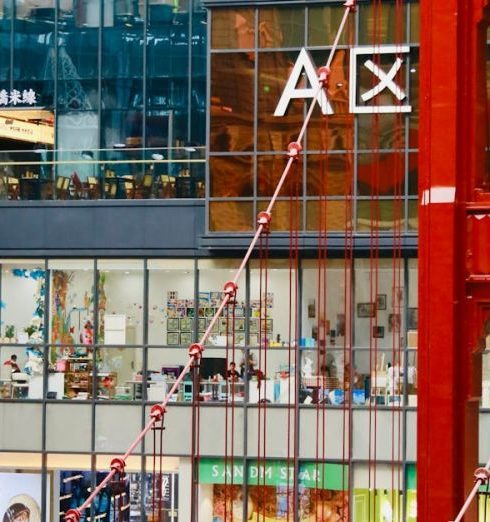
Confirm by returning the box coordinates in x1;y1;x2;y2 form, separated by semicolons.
349;46;411;114
361;57;407;103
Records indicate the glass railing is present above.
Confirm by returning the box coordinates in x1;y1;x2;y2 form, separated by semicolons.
0;146;206;200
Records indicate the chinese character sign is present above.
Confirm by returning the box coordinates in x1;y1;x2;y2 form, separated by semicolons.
0;88;38;107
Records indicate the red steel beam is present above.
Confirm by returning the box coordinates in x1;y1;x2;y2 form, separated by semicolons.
418;1;489;521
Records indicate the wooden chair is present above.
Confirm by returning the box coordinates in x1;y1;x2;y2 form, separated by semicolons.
159;174;175;198
7;177;20;200
87;176;100;199
56;176;70;199
135;173;154;198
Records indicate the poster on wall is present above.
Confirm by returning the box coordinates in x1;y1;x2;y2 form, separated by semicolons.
0;472;49;522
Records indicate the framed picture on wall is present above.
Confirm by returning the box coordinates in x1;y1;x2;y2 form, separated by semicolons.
198;317;206;333
249;334;259;346
167;318;179;332
167;332;180;345
219;317;228;335
207;318;219;334
180;332;192;346
250;318;259;334
235;318;245;332
376;294;387;310
408;307;418;329
373;325;385;338
180;317;192;332
235;332;245;346
388;313;401;333
357;302;375;318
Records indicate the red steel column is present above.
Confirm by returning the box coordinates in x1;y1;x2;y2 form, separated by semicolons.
418;1;489;521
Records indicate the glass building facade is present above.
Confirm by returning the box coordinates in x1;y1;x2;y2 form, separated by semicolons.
0;0;489;521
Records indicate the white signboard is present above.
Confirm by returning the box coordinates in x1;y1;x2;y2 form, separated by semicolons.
275;45;412;116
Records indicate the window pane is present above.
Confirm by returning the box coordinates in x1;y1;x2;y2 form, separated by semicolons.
210;156;253;197
257;154;302;197
211;8;255;49
148;259;195;346
357;152;406;197
308;5;350;47
258;7;304;48
210;53;255;152
306;200;350;232
358;3;407;45
97;260;144;345
257;200;303;232
209;201;254;232
49;260;94;345
306;154;352;196
356;199;398;232
257;51;303;153
1;260;45;344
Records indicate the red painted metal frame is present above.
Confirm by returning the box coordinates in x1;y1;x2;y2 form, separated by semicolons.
418;1;490;521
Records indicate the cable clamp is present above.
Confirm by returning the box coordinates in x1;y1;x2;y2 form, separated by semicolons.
287;141;302;159
318;66;331;86
223;281;238;299
150;404;166;422
189;343;204;360
474;467;490;484
110;457;126;474
257;211;272;233
65;510;81;522
344;0;356;11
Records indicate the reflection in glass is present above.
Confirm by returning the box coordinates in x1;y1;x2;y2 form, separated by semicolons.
257;155;302;197
209;201;254;232
257;200;302;232
210;53;255;152
356;199;397;232
357;152;406;197
258;7;304;48
210;156;253;197
306;154;352;196
257;51;303;152
306;200;350;232
308;5;349;47
358;3;407;45
211;8;255;49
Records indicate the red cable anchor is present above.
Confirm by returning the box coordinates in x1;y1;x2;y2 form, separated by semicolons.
110;457;126;474
188;343;204;360
257;211;272;233
474;467;490;484
343;0;356;11
223;281;238;300
64;509;81;522
150;404;167;422
287;141;302;159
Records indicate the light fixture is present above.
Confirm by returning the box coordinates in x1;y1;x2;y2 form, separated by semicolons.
113;143;126;149
152;153;164;161
81;150;94;160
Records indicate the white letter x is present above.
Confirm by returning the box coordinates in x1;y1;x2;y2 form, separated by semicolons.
361;57;406;103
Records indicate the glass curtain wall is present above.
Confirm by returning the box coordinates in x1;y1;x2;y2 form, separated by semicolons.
0;0;207;200
207;2;419;233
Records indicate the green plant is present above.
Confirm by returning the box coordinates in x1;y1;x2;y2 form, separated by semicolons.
5;324;15;338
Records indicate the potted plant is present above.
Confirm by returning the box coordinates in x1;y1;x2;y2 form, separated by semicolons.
5;324;15;343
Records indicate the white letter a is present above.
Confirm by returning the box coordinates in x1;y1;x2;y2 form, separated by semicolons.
274;48;333;117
